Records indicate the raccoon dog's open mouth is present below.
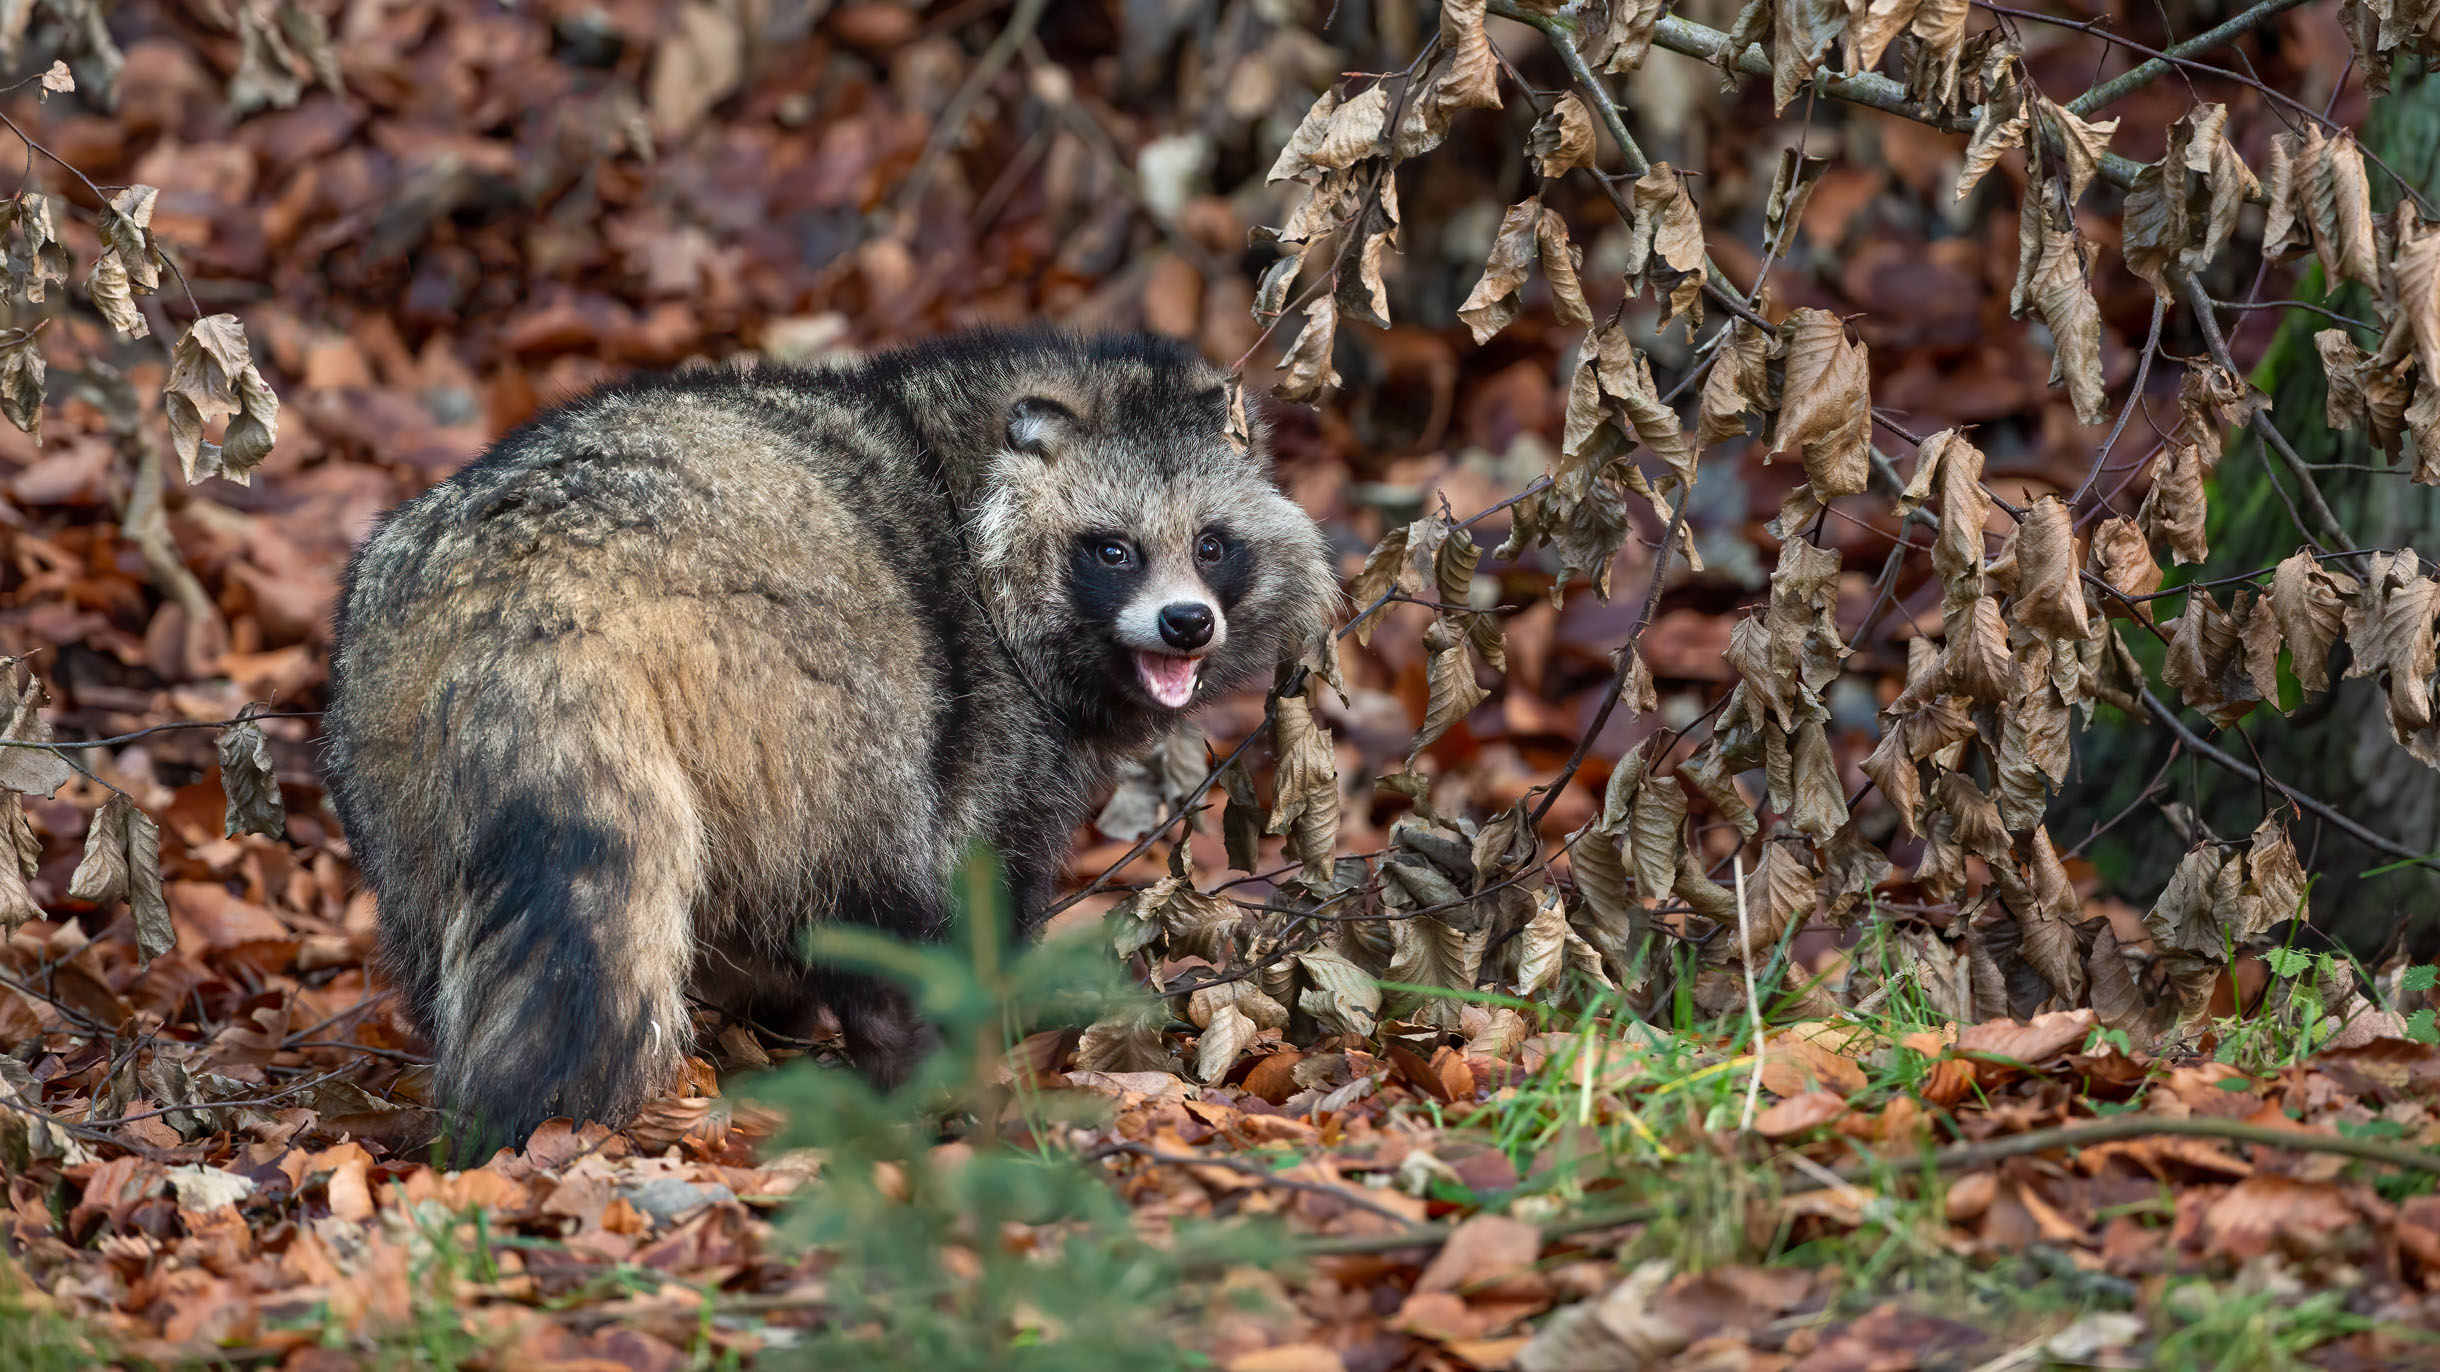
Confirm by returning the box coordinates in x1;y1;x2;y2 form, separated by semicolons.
1133;651;1202;709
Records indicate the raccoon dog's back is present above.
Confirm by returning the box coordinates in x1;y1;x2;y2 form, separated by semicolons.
324;330;1335;1154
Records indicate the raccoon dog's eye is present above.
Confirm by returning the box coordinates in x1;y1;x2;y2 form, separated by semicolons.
1095;539;1135;568
1195;532;1226;564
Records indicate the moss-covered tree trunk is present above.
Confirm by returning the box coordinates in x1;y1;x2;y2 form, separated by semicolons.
2071;67;2440;954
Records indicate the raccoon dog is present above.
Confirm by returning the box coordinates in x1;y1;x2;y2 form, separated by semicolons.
324;330;1337;1151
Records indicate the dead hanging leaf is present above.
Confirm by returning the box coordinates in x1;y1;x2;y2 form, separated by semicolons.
1628;772;1687;898
1193;1004;1258;1085
1845;0;1926;71
166;314;281;485
1270;89;1342;183
2161;587;2259;729
218;718;286;839
1908;428;1991;599
1332;198;1397;331
1296;947;1383;1038
2090;516;2162;622
2013;826;2087;1004
1786;718;1848;840
1348;521;1422;644
1273;296;1342;403
1997;675;2071;830
1077;1004;1173;1074
1742;841;1819;959
2036;95;2120;207
2261;127;2312;262
1309;83;1390;173
2119;104;2257;295
1625;164;1707;331
2204;600;2273;723
1941;594;2013;703
1905;0;1973;111
1770;0;1849;114
2015;207;2108;425
2315;328;2408;457
1268;683;1340;886
0;663;69;798
1503;887;1569;998
1698;317;1774;449
1435;526;1505;674
1395;903;1483;1020
2271;551;2356;695
1590;322;1697;495
0;330;39;441
1955;78;2029;201
1765;146;1827;257
1527;92;1595;178
1457;198;1541;344
86;186;161;338
1672;747;1753;850
66;794;170;966
1189;980;1289;1034
1412;617;1490;763
2138;441;2211;566
1433;0;1505;117
1535;209;1593;328
1588;0;1668;72
2011;495;2092;642
1;193;68;305
1769;309;1870;498
2309;129;2383;292
2390;215;2440;399
2343;549;2440;742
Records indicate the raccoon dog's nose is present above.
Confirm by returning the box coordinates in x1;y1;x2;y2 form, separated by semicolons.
1158;602;1215;651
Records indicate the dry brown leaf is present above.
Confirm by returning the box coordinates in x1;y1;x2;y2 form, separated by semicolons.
1625;164;1706;331
2343;549;2440;742
2011;495;2092;642
1681;742;1760;839
1266;88;1340;183
2090;515;2162;623
1591;323;1696;495
1941;594;2013;702
1696;318;1773;449
166;314;281;485
2138;441;2210;566
2270;551;2355;695
1955;79;2029;200
1845;0;1926;71
1628;773;1687;899
1272;296;1342;403
2016;209;2108;425
1434;0;1504;117
2037;95;2119;206
1769;309;1870;498
2120;104;2256;295
1457;198;1540;344
2311;129;2382;292
1535;209;1593;328
1268;683;1340;885
2314;327;2408;457
1770;0;1849;114
2160;587;2258;729
1412;616;1490;762
1527;92;1595;178
1786;719;1848;841
1309;84;1390;172
1905;0;1972;111
2260;127;2313;262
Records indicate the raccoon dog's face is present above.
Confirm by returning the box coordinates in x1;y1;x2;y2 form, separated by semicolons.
969;358;1336;733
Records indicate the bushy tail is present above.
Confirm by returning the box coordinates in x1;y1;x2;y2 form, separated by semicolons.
431;776;700;1162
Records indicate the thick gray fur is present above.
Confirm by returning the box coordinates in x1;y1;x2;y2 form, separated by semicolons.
323;329;1336;1154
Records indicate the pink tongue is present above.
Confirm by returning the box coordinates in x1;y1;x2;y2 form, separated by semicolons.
1135;652;1200;708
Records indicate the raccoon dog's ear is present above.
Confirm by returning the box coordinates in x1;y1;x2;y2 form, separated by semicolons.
1006;396;1077;456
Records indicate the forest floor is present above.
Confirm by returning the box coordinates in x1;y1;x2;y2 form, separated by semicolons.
9;890;2440;1370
